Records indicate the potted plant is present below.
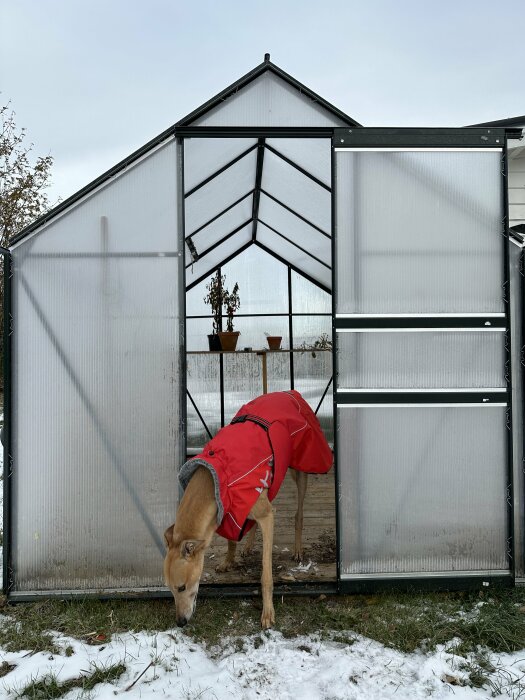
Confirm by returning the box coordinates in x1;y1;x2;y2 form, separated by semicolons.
219;282;241;351
265;332;282;351
203;271;226;351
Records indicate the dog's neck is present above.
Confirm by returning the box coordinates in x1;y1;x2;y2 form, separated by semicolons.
173;466;218;545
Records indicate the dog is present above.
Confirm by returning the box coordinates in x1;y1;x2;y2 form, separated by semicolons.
163;389;333;629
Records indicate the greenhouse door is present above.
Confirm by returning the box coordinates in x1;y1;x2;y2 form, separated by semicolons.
333;128;512;589
7;137;184;597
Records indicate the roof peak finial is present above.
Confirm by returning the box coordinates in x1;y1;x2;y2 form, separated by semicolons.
264;53;270;62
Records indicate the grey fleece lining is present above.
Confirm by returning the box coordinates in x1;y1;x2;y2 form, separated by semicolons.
179;458;224;525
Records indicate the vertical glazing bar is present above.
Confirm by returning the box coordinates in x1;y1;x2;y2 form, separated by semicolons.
288;266;294;389
331;134;341;589
178;136;187;469
503;138;515;577
2;252;12;594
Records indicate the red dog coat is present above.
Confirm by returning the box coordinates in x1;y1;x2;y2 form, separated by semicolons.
179;390;333;541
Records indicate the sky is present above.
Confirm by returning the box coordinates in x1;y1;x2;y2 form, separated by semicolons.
1;0;524;204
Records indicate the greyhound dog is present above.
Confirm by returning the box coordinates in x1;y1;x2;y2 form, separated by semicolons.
164;390;332;629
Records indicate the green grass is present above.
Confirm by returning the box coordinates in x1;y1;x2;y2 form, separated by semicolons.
12;662;127;699
0;587;524;661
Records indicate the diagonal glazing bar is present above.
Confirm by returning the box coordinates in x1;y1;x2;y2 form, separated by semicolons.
252;138;266;242
265;143;331;192
186;190;255;240
17;271;166;556
184;144;258;198
187;389;213;440
260;189;331;239
258;219;331;269
185;219;252;269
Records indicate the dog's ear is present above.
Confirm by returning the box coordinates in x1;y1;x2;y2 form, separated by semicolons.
180;540;205;559
164;524;175;549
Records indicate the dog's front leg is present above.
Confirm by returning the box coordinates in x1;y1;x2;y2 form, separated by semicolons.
250;493;275;629
216;539;237;573
292;470;308;562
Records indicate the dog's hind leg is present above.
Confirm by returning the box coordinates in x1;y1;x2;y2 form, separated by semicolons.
249;493;275;629
216;539;237;573
291;470;308;562
242;523;257;557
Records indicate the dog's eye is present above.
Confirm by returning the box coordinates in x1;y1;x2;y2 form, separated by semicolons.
177;585;186;593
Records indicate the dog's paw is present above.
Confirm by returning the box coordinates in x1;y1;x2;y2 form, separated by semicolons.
260;606;275;629
215;561;233;573
292;549;303;563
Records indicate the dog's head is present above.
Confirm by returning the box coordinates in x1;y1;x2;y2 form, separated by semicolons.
163;524;206;627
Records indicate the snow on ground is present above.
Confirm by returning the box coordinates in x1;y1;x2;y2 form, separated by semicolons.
0;627;524;699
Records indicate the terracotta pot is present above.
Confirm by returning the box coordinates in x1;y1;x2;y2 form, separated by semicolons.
266;336;282;351
207;334;222;351
219;331;240;351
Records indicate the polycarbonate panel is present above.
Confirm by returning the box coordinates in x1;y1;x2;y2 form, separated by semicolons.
335;150;503;313
262;149;331;234
258;193;331;267
337;331;506;389
11;140;181;592
338;406;509;575
266;138;331;186
185;225;252;288
509;240;525;576
258;223;331;289
185;149;257;235
233;315;289;351
186;350;221;449
184;138;257;193
291;271;331;314
293;348;333;445
189;195;252;257
190;72;347;127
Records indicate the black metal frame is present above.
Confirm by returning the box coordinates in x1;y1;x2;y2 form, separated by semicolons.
2;251;12;596
332;126;514;592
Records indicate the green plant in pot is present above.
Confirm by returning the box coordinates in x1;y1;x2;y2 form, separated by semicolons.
204;271;226;351
219;282;241;351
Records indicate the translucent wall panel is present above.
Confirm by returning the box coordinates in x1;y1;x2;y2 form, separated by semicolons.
266;138;331;187
185;149;257;235
337;331;506;389
335;150;503;313
291;271;331;314
186;351;221;450
190;72;347;128
261;150;331;234
11;140;181;592
184;138;256;193
338;406;509;575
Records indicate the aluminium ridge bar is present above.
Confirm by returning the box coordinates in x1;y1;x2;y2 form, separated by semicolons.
334;127;506;148
339;388;507;393
176;127;335;138
335;313;506;317
335;327;506;332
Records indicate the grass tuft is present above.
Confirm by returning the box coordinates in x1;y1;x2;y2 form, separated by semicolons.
13;662;127;699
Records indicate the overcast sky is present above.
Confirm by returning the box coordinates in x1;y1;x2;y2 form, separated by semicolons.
1;0;524;204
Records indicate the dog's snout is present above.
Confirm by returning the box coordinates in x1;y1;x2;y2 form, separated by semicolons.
176;617;188;628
